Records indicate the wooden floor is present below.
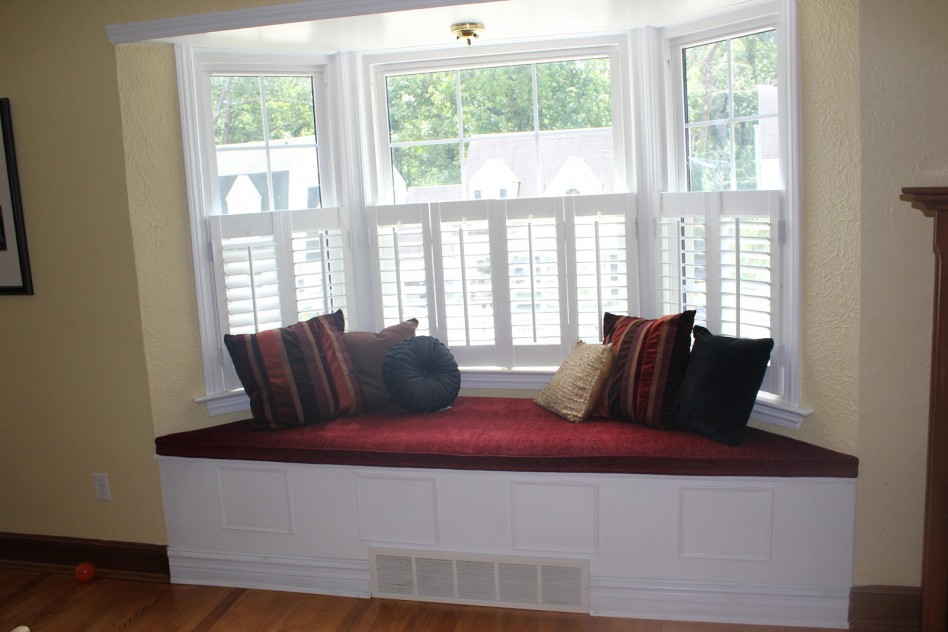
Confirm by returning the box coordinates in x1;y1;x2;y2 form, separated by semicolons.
0;568;839;632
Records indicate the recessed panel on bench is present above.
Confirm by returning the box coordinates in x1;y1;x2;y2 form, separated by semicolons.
356;474;440;546
678;486;774;561
511;481;599;554
217;466;294;534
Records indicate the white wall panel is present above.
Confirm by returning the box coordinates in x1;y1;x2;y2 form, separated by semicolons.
158;457;856;627
678;486;773;561
217;466;294;534
356;473;439;546
511;481;599;554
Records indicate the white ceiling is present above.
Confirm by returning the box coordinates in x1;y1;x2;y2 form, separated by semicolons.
167;0;754;53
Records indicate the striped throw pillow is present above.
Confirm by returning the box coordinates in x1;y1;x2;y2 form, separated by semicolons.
602;311;695;428
224;310;363;430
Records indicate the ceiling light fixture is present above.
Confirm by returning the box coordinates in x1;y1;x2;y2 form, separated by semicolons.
451;22;485;46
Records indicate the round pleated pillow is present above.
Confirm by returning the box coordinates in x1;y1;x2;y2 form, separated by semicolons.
382;336;461;413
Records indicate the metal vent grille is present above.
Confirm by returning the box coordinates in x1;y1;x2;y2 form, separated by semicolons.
369;547;588;613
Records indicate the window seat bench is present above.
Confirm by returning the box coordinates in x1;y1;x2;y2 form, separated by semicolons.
155;396;857;628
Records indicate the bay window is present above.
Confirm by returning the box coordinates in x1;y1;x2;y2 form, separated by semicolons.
178;0;805;424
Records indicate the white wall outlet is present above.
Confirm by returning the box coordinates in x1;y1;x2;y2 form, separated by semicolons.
92;472;111;501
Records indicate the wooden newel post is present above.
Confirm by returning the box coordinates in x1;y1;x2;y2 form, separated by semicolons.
900;187;948;632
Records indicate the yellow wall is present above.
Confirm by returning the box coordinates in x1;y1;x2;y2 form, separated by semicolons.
0;0;945;587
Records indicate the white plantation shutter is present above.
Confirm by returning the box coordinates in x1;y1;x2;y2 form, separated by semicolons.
210;207;349;390
505;197;567;366
369;203;437;336
432;200;498;366
567;194;637;343
658;190;781;395
369;193;636;369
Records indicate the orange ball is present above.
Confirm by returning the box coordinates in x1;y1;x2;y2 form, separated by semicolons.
74;561;95;582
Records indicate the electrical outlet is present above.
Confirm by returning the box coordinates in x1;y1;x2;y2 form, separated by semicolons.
92;473;111;501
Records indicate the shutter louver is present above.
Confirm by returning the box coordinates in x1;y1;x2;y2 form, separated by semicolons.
658;190;780;396
440;218;494;347
210;209;349;392
293;228;347;321
570;194;634;343
221;236;282;334
721;216;771;339
507;216;560;346
659;216;707;326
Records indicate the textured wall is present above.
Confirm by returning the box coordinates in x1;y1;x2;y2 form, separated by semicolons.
0;1;165;542
854;0;946;586
0;0;303;543
117;43;250;438
792;0;862;455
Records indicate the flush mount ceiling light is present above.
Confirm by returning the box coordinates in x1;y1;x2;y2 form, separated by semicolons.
451;22;485;46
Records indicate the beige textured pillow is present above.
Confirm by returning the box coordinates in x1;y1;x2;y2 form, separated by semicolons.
535;341;614;423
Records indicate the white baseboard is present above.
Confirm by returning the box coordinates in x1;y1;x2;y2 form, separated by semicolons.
168;548;849;628
167;548;371;597
590;576;850;628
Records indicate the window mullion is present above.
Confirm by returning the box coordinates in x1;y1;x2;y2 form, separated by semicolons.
531;63;542;198
257;76;277;212
455;71;467;198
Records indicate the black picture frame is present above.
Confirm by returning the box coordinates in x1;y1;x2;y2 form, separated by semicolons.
0;98;32;295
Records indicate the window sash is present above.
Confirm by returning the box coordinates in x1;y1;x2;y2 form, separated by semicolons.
369;42;626;206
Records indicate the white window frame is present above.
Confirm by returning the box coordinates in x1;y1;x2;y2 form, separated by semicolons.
176;45;349;414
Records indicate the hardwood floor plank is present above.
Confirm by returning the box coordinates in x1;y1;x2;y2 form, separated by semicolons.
0;569;843;632
125;585;243;631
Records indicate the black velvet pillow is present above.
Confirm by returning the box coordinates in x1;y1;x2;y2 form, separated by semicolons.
383;336;461;413
674;326;774;446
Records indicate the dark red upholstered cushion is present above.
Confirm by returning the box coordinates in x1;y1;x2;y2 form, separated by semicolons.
156;397;857;478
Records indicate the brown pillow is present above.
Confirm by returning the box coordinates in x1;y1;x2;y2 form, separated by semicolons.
344;319;419;410
535;341;614;423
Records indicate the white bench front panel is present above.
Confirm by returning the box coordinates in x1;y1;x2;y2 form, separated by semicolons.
157;456;855;627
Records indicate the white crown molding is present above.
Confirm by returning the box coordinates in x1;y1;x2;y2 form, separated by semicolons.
107;0;502;45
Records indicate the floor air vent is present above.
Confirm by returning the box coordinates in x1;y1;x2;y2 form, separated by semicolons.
369;547;589;613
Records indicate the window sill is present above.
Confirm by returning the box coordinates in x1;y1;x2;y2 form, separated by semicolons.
459;368;812;429
196;390;250;416
197;370;813;429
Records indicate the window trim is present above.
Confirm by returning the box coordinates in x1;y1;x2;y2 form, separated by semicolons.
658;0;806;423
176;44;341;399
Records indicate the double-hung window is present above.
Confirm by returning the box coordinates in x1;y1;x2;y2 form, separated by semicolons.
366;42;636;370
659;8;802;420
179;50;350;409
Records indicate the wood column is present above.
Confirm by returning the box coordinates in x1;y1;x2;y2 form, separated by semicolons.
900;187;948;632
